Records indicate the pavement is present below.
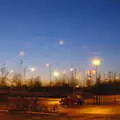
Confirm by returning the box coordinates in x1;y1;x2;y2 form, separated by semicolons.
0;104;120;120
1;98;120;119
26;104;120;119
0;112;120;120
60;104;120;116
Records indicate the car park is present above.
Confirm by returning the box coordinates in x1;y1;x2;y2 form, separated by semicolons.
59;95;84;106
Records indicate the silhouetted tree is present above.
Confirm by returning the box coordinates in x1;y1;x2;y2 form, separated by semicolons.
29;76;42;91
27;77;34;88
12;74;23;88
0;66;9;88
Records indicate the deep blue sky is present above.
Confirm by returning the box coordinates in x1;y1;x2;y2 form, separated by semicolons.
0;0;120;80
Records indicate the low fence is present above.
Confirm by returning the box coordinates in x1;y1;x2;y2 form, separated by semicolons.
85;95;120;105
0;90;68;97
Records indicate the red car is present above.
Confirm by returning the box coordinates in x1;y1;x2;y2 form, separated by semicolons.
59;95;84;106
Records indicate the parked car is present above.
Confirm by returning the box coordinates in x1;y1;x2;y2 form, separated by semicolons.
59;95;84;106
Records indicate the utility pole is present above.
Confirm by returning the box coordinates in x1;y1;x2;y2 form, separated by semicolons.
24;66;28;84
70;64;74;87
0;64;7;86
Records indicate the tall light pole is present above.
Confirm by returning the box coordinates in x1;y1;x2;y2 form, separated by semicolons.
30;67;36;72
92;58;101;84
23;67;36;83
70;66;74;87
29;67;37;78
53;71;60;85
19;50;25;75
24;66;28;81
0;64;6;82
46;64;52;87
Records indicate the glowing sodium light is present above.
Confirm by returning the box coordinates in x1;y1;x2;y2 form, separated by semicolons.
87;70;91;75
92;70;96;74
92;58;101;66
46;64;50;67
70;68;74;72
88;70;96;75
88;77;91;80
30;68;36;72
76;74;80;80
10;69;14;73
53;71;60;77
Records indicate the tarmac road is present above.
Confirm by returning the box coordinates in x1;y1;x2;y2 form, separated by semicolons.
0;98;120;119
0;112;120;120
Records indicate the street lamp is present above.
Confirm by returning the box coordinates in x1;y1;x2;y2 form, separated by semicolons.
45;64;52;86
23;66;29;81
116;76;119;80
10;69;14;73
23;67;36;84
30;67;36;72
92;59;101;66
70;67;74;79
92;58;101;84
53;71;60;78
92;70;96;75
28;67;37;80
9;69;14;83
53;71;60;84
70;68;74;72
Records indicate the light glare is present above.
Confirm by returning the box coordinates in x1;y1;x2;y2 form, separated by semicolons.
53;71;60;77
46;64;50;67
70;68;74;72
92;58;101;66
30;67;36;72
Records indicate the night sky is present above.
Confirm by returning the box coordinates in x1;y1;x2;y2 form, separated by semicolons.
0;0;120;80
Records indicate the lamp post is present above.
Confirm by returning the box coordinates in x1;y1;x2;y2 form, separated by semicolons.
53;71;60;78
92;58;101;84
70;67;74;79
29;67;36;72
46;64;52;87
0;64;6;83
19;50;25;77
70;67;75;88
24;67;27;80
29;67;36;78
53;71;60;85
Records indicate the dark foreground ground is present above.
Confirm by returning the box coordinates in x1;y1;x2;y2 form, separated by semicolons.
0;97;120;120
0;112;120;120
1;105;120;120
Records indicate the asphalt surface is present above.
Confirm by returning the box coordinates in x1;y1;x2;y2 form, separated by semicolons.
0;112;120;120
0;98;120;119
